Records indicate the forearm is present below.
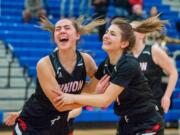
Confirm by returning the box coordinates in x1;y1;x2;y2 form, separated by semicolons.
82;82;96;94
73;93;110;108
164;71;178;98
68;108;82;120
56;103;83;112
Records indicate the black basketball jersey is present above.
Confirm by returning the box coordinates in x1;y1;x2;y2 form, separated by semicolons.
137;45;164;103
95;53;155;116
19;50;86;129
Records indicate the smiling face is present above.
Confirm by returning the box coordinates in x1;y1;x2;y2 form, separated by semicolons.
102;24;122;52
54;19;80;50
102;24;129;53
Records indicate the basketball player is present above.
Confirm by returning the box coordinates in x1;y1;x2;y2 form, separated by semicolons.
113;20;178;135
132;21;177;115
12;17;105;135
54;16;166;134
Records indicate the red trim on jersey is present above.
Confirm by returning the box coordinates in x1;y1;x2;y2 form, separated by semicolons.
17;118;27;131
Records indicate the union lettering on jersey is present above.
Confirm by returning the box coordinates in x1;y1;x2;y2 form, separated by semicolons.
60;80;84;93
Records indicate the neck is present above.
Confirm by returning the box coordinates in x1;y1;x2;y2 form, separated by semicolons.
108;50;123;65
58;49;76;62
132;40;145;58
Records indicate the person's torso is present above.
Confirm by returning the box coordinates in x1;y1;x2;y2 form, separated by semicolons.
20;50;86;128
137;45;164;101
100;53;154;116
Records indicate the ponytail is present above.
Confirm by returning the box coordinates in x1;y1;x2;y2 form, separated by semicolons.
37;16;106;35
132;14;167;34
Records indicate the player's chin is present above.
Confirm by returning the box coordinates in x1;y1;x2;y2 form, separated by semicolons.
102;44;111;52
59;43;71;50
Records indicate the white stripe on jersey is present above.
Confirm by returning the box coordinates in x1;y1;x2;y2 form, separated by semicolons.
141;132;156;135
77;63;83;66
15;123;22;135
142;51;151;55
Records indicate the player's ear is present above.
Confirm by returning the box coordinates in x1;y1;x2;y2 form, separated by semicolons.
120;41;129;49
76;32;80;40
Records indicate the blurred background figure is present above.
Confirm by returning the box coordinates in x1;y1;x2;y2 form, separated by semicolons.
23;0;46;23
113;0;131;18
129;4;147;21
92;0;109;41
128;0;142;6
149;6;158;17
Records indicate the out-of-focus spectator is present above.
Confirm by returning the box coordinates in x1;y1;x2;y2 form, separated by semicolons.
129;4;146;21
128;0;142;6
92;0;109;41
150;6;158;17
113;0;131;17
23;0;46;23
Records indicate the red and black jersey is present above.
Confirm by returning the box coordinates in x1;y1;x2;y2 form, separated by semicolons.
19;50;86;129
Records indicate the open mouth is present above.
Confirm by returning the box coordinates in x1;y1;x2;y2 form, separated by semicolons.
103;40;111;46
59;37;69;43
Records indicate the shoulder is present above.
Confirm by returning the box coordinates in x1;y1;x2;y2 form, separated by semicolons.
80;52;96;68
123;53;139;66
118;54;140;71
80;52;94;62
151;44;162;54
151;44;168;64
151;44;168;56
36;56;52;72
80;52;97;77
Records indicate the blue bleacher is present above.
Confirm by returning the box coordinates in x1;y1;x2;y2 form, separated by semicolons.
0;0;180;124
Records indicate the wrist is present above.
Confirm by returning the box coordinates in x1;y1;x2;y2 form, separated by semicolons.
72;94;77;103
163;94;171;99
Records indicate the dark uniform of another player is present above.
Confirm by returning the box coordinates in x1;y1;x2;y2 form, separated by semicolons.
96;52;164;135
137;45;165;115
13;50;86;135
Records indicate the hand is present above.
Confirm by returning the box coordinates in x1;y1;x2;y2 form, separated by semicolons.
5;112;20;126
96;74;110;94
161;95;171;113
53;93;75;107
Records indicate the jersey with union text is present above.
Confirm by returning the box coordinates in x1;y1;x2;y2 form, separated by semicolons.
19;50;86;129
49;50;86;94
137;45;164;104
